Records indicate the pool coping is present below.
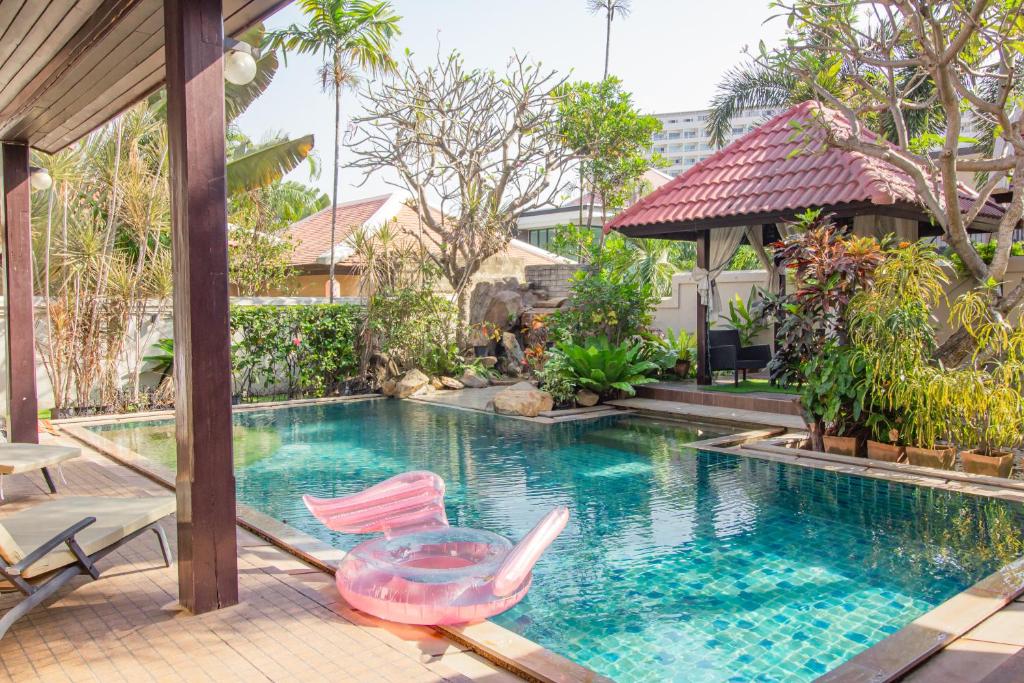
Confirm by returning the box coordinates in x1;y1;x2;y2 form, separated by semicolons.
58;404;613;683
59;398;1024;683
47;393;387;427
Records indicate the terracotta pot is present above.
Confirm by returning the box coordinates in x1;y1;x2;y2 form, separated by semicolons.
960;449;1015;478
867;440;906;463
905;446;956;470
823;435;860;458
674;360;692;378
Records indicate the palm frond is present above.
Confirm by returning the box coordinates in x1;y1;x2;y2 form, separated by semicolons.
707;60;801;148
226;134;316;196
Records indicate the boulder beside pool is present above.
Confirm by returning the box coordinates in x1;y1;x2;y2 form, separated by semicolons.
490;382;553;417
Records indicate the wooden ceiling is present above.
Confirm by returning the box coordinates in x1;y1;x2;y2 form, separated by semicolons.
0;0;291;154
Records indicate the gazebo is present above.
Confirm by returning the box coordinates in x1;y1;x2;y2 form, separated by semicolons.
605;101;1005;385
0;1;292;614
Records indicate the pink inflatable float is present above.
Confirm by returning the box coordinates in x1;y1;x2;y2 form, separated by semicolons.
303;471;568;625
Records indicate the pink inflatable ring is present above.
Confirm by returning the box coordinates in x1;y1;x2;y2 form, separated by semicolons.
303;471;568;625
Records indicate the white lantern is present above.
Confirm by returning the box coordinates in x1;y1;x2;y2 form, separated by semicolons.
29;168;52;192
224;49;258;86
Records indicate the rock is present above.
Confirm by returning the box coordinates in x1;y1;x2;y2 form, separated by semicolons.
430;377;444;390
484;290;524;328
576;388;599;407
394;369;430;399
459;368;490;388
479;356;498;368
412;384;436;397
440;376;464;390
492;384;554;418
381;379;397;397
500;332;526;374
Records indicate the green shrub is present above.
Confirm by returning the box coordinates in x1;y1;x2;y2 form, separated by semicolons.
369;289;463;376
548;269;657;345
230;304;361;399
555;337;659;397
535;351;577;405
661;327;697;366
946;241;1024;277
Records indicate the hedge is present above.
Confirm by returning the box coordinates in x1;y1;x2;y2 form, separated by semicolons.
230;304;362;399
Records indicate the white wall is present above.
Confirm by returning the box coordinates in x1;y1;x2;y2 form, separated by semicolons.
652;270;774;345
652;256;1024;346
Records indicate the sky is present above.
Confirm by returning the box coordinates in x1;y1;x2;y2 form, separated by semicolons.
235;0;788;200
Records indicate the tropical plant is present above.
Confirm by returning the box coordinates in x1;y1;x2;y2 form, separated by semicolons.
548;269;658;346
717;291;768;347
534;350;578;406
586;0;631;78
267;0;402;302
144;338;175;381
757;210;884;386
555;337;659;397
945;285;1024;457
799;341;869;441
847;241;951;448
662;327;697;366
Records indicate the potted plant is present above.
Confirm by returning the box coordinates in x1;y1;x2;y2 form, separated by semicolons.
800;341;868;456
945;287;1024;478
470;321;502;357
663;327;696;378
846;241;951;466
900;372;956;470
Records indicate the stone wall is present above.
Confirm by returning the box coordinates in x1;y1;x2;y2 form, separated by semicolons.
524;264;583;299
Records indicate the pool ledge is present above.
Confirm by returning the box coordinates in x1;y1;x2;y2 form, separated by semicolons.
61;421;614;683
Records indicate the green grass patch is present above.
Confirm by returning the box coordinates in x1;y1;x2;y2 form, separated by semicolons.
38;408;51;419
705;379;800;395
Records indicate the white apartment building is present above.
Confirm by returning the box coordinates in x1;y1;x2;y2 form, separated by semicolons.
649;108;782;177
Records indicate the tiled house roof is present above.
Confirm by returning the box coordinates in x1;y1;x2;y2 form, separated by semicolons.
607;101;1004;233
285;193;566;268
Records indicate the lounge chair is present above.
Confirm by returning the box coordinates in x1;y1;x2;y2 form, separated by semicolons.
0;495;175;638
708;329;772;386
0;443;81;500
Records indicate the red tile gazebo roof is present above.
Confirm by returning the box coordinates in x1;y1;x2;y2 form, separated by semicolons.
608;101;1004;237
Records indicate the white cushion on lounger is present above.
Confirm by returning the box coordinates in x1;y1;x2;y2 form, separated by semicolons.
0;496;175;578
0;444;80;475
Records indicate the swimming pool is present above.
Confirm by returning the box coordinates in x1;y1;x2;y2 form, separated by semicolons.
89;400;1024;682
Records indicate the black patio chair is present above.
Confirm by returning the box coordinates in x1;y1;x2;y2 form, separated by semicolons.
708;329;772;386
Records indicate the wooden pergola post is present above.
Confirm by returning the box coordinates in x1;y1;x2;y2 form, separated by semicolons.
164;0;238;613
1;143;38;444
695;229;711;386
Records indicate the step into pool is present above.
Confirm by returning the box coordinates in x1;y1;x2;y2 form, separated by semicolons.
89;400;1024;682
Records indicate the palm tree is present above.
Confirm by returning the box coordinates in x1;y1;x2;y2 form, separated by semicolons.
267;0;401;302
587;0;631;79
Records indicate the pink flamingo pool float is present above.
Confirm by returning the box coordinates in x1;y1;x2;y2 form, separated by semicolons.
303;471;569;625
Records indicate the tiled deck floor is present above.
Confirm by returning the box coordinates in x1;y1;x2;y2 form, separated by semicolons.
0;435;517;682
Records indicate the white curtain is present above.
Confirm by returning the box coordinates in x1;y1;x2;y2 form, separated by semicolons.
744;225;780;294
692;225;745;316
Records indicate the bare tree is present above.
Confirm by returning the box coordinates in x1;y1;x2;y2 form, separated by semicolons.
757;0;1024;364
353;50;573;325
587;0;632;79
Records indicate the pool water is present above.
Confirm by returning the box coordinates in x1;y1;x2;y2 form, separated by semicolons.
90;400;1024;682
